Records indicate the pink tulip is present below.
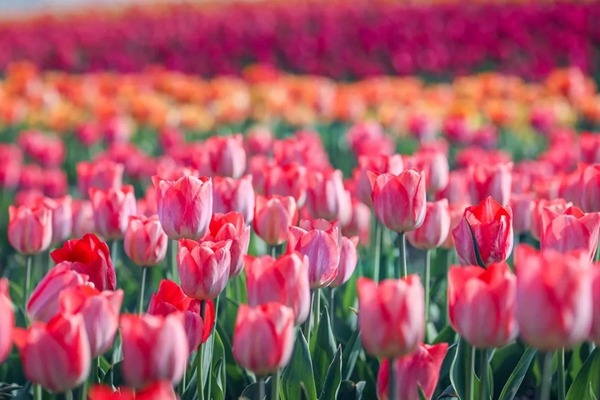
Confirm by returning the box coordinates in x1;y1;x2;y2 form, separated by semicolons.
8;203;52;255
579;164;600;212
342;199;371;245
43;195;72;245
530;198;572;241
468;162;512;205
207;134;247;178
76;160;124;197
90;185;137;240
353;154;404;206
510;192;534;235
71;199;95;237
205;212;250;277
178;239;231;300
253;195;298;246
406;199;451;250
264;163;308;207
306;169;351;224
123;215;168;267
212;175;255;224
0;279;14;364
330;236;359;287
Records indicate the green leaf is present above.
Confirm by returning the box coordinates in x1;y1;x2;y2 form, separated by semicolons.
566;348;600;400
449;337;468;399
310;306;337;393
281;330;317;400
433;325;457;345
210;331;226;400
319;346;342;400
342;328;362;380
437;385;459;399
498;346;537;400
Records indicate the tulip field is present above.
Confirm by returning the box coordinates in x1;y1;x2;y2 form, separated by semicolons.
1;2;600;400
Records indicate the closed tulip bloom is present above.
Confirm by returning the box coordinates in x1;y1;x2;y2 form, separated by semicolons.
90;185;137;240
153;175;213;240
43;196;72;246
124;215;168;267
452;197;513;266
510;192;534;235
288;219;341;289
406;199;451;250
354;154;404;206
0;279;14;364
207;134;247;178
71;199;95;237
306;169;352;224
437;170;471;207
330;236;359;287
264;163;308;207
212;175;255;224
178;239;231;300
516;245;592;350
253;195;298;246
540;205;600;261
530;198;572;241
342;199;371;245
441;204;468;250
27;262;91;322
468;162;512;205
370;170;426;233
51;233;116;291
76;160;124;198
120;313;189;388
591;268;600;344
233;303;295;376
60;286;124;357
376;343;449;400
357;276;425;358
8;203;53;255
448;262;518;348
148;279;215;352
13;314;91;392
580;164;600;212
204;212;250;277
245;253;311;325
406;148;449;194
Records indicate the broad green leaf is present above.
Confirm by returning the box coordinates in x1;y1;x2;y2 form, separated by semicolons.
449;337;468;399
281;330;317;400
566;348;600;400
310;306;337;393
498;346;537;400
319;346;342;400
342;328;362;380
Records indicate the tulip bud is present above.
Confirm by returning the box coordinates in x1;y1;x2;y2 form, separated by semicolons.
205;212;250;277
212;175;255;224
43;195;72;246
253;195;298;246
124;215;168;267
0;279;14;364
306;169;352;224
178;239;231;300
468;162;512;205
406;199;451;250
90;185;137;240
8;203;52;255
330;236;359;287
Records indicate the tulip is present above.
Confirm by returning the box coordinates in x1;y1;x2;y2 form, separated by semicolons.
207;134;247;178
120;313;189;388
232;303;295;376
357;276;425;358
8;203;52;255
579;164;600;212
0;144;22;190
530;198;572;241
468;162;512;205
90;185;137;240
306;169;352;224
448;262;518;348
288;219;341;289
253;195;298;246
590;267;600;344
515;245;592;350
205;212;250;277
51;233;116;291
406;199;451;250
510;192;534;235
178;239;231;300
76;160;124;197
245;253;311;325
60;286;124;357
148;279;215;352
452;196;513;266
43;169;68;198
0;279;14;364
406;148;449;194
71;199;95;237
369;170;426;233
330;236;359;287
43;195;72;246
27;262;91;322
88;381;177;400
353;154;404;206
153;175;213;240
376;343;449;400
263;163;308;207
212;175;255;224
123;215;168;267
342;199;371;245
13;314;91;392
540;205;600;261
437;170;471;207
346;122;395;158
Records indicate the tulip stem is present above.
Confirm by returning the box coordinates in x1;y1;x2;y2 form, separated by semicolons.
271;369;280;400
138;267;147;315
111;240;119;268
558;348;565;400
329;287;335;329
258;377;266;399
34;385;42;400
65;390;73;400
269;245;277;258
424;249;431;330
24;255;32;311
373;220;382;282
171;239;179;283
197;301;206;400
397;232;407;278
91;357;99;383
313;290;321;334
540;351;554;400
466;344;476;400
388;358;396;400
479;348;490;400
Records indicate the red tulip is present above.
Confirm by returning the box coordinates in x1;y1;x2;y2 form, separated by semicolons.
263;163;308;207
288;219;341;289
306;169;351;224
90;185;137;240
406;199;451;250
376;343;449;400
330;236;359;287
452;197;513;266
178;239;231;300
253;195;298;246
516;245;592;350
468;162;512;205
76;160;124;197
59;286;123;357
232;303;295;376
0;279;14;364
153;175;213;240
120;313;189;388
540;205;600;261
88;381;177;400
205;212;250;277
370;170;426;233
579;164;600;212
357;276;425;358
245;253;311;325
448;262;518;348
71;199;95;237
43;195;72;245
8;203;52;255
207;134;247;178
51;233;116;291
529;198;572;241
123;215;168;267
212;175;255;224
13;313;91;392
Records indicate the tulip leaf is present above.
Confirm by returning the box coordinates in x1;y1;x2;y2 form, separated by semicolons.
311;306;337;393
342;328;362;380
498;346;537;400
281;330;317;400
450;337;468;400
566;347;600;400
319;346;342;400
437;385;460;399
210;331;226;400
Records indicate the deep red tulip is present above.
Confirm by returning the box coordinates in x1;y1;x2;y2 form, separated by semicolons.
0;279;14;364
8;203;52;255
124;215;168;267
90;185;137;240
406;199;451;250
207;134;247;178
76;160;124;198
468;162;512;205
306;169;351;224
330;236;359;287
212;175;255;224
178;239;231;300
205;212;250;277
253;195;298;246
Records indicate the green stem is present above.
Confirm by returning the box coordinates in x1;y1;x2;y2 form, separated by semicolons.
313;290;320;334
388;358;396;400
258;377;265;400
424;249;431;330
373;221;382;282
328;287;335;329
397;232;407;278
171;239;179;283
111;240;119;268
558;348;565;400
79;381;87;400
540;352;554;400
206;295;220;399
91;357;99;383
24;255;32;311
34;385;42;400
65;390;73;400
466;344;476;400
479;348;490;400
138;267;148;315
197;301;206;400
269;245;278;258
271;369;280;400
